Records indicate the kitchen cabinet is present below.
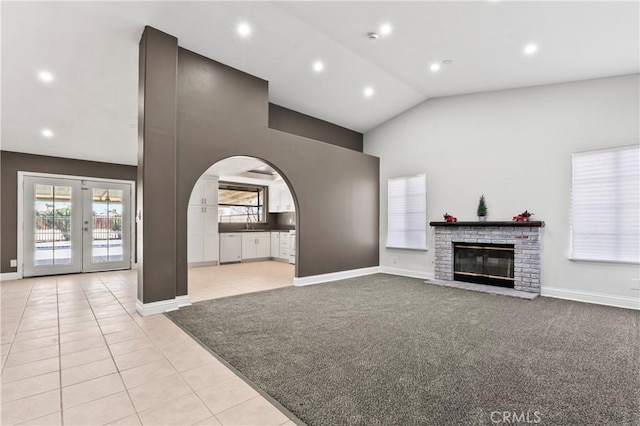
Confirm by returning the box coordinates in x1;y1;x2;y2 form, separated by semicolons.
269;182;295;213
270;232;280;258
220;233;241;263
189;176;218;206
241;232;270;260
279;232;290;261
270;231;292;262
188;176;219;265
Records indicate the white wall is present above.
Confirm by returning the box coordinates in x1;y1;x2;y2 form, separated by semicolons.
365;74;639;308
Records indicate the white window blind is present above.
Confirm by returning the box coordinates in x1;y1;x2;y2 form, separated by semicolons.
571;145;640;263
387;174;427;250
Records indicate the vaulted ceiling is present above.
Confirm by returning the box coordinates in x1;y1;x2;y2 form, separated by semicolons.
2;1;638;165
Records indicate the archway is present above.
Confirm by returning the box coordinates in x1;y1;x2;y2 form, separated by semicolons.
186;156;299;301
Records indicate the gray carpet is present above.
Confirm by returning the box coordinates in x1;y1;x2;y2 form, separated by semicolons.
166;274;640;425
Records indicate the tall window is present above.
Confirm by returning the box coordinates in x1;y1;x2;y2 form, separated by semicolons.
387;174;427;250
571;145;639;263
218;184;265;224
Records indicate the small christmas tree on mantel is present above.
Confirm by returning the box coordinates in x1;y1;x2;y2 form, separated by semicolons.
477;195;488;221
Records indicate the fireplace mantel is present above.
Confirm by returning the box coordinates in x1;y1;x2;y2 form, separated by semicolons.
430;221;545;227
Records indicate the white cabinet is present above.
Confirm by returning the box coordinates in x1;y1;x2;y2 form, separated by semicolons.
279;232;290;261
189;177;218;206
241;232;270;260
188;177;219;265
257;235;271;258
268;183;282;212
270;232;280;258
188;206;204;263
281;188;294;212
269;231;291;262
269;182;295;213
220;233;241;263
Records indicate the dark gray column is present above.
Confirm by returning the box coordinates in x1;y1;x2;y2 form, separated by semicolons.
137;27;178;307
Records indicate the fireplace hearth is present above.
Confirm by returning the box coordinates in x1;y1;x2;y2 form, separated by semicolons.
454;243;515;288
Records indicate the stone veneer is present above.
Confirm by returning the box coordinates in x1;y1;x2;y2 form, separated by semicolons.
431;222;544;294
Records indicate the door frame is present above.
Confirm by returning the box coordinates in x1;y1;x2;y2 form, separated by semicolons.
17;171;136;279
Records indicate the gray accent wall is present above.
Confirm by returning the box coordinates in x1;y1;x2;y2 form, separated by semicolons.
269;103;363;152
139;27;379;304
138;27;179;304
0;151;137;273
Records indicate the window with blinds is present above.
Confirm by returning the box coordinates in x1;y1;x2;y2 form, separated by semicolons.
571;145;639;263
387;174;427;250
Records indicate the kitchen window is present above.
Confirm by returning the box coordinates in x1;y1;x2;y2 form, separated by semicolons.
218;183;265;224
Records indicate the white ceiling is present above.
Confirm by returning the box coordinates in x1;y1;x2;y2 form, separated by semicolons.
2;1;638;166
205;156;281;186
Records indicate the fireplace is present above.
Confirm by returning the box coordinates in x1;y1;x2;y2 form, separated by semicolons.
454;243;515;288
430;220;544;294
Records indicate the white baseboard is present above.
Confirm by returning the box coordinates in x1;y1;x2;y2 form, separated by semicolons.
136;298;180;316
0;272;20;281
379;266;434;280
187;261;219;268
541;286;640;310
176;295;191;308
294;266;380;287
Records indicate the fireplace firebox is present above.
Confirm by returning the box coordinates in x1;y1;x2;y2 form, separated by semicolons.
453;243;515;288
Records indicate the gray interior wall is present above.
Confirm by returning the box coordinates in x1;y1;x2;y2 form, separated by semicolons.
174;47;380;297
137;27;179;303
0;151;137;273
137;28;379;304
268;103;363;152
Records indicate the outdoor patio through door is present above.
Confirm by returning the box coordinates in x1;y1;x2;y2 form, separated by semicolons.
22;175;133;277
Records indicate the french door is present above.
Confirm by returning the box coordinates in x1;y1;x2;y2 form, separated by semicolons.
23;175;133;277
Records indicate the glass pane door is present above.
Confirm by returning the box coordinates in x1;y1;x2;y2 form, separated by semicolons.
23;177;83;276
23;175;133;277
82;182;131;272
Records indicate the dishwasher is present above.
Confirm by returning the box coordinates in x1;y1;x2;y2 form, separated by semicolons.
219;233;242;263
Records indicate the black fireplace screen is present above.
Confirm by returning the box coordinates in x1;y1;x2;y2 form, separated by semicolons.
453;243;515;288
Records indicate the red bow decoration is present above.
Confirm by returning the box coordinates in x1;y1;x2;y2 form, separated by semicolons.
443;213;457;222
513;210;533;221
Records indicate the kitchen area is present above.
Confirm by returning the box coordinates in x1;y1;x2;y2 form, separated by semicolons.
187;156;297;282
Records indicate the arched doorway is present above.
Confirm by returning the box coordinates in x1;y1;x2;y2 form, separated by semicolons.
186;156;298;302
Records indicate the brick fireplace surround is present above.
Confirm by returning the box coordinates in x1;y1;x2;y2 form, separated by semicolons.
430;221;545;294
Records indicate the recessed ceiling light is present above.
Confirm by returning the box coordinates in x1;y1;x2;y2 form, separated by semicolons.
312;61;324;73
237;22;251;38
430;63;441;72
524;43;538;55
380;24;392;35
38;70;53;83
41;129;53;138
363;86;374;98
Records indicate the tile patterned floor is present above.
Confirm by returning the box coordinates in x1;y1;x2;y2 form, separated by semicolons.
1;261;296;426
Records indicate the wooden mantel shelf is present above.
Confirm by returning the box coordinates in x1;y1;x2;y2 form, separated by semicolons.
429;221;545;227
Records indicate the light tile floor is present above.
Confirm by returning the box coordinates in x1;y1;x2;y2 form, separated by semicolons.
1;261;296;426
